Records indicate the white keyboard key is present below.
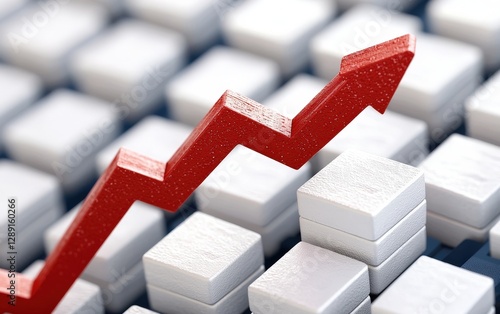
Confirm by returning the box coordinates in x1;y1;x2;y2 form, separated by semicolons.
466;70;500;146
311;5;422;79
125;0;231;51
0;64;41;151
0;0;27;21
389;34;482;136
351;296;370;314
143;212;263;304
222;0;335;76
301;200;426;266
428;210;500;247
45;201;165;284
368;226;426;294
372;256;495;314
264;74;428;170
166;46;279;126
337;0;421;11
0;2;109;86
249;242;369;314
298;150;425;240
124;306;159;314
319;108;428;170
148;265;264;314
196;146;310;226
0;160;63;269
202;202;300;257
428;0;500;71
70;19;187;121
419;134;500;228
490;219;500;259
23;260;104;314
97;116;191;173
3;89;120;192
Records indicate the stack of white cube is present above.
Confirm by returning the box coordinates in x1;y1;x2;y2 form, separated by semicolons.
143;212;264;314
298;150;427;294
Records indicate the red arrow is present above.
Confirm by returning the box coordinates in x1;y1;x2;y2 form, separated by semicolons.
0;34;415;313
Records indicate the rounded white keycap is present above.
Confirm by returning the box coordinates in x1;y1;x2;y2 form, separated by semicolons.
0;2;109;86
490;219;500;259
419;134;500;229
96;116;192;173
389;34;482;136
427;0;500;71
196;146;310;226
301;200;426;266
2;89;120;192
222;0;335;76
466;70;500;146
23;260;104;314
298;150;425;240
143;212;263;305
311;4;422;80
45;201;165;284
124;0;230;51
70;19;187;121
166;46;279;126
0;0;27;21
372;256;495;314
0;160;64;269
249;242;369;314
0;64;41;151
124;305;159;314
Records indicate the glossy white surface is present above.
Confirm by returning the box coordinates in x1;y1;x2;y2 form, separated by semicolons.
166;46;279;126
249;242;369;314
298;150;425;240
419;134;500;228
143;212;263;304
71;19;186;120
372;256;495;314
301;200;426;266
490;219;500;259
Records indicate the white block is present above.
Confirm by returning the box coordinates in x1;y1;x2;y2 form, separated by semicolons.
368;226;426;294
45;201;165;283
337;0;421;11
372;256;495;314
124;0;231;51
491;219;500;259
249;242;369;314
143;212;263;304
196;146;310;226
318;107;428;170
96;116;191;173
222;0;335;76
428;211;500;248
419;134;500;228
148;265;264;314
428;0;500;71
389;34;482;134
23;260;104;314
351;296;370;314
166;46;279;126
70;19;187;121
3;89;120;191
0;2;109;86
301;200;426;266
124;306;159;314
0;0;27;20
201;202;300;257
466;70;500;147
298;150;425;240
0;62;41;151
311;5;422;80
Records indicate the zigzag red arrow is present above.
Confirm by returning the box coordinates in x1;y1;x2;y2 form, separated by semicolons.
0;34;415;313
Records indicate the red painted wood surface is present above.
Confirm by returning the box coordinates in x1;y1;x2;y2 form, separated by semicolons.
0;34;415;313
